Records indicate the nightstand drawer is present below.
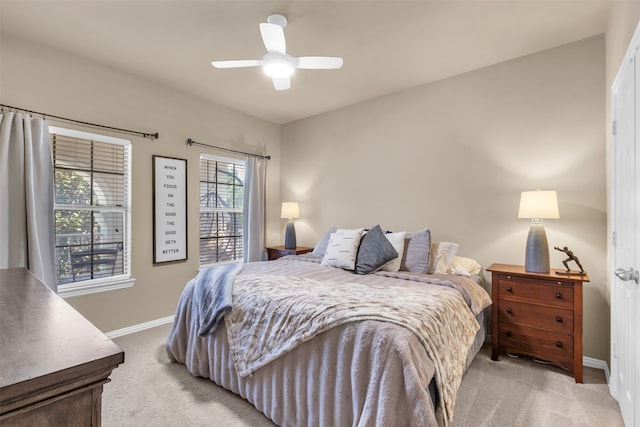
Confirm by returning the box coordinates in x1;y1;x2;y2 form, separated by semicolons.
488;263;588;383
498;300;574;334
499;323;573;370
498;277;573;309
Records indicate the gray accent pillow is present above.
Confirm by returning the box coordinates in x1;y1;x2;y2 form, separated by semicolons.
355;225;399;275
312;227;337;256
403;228;431;274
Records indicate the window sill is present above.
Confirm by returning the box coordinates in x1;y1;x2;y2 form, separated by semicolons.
58;275;135;299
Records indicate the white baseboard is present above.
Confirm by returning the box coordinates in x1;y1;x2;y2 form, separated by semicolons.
583;356;611;383
106;315;174;339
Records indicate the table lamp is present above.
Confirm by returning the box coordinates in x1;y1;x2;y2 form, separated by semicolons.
281;202;300;249
518;190;559;273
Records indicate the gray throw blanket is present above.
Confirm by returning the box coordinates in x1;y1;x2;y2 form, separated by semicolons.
225;272;480;425
192;262;243;336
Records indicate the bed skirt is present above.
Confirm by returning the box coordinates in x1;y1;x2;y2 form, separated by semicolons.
166;299;488;427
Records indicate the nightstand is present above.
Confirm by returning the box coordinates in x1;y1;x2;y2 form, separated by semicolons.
266;246;313;261
487;263;589;383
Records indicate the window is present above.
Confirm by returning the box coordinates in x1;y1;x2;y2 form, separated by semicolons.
50;126;133;297
199;154;245;266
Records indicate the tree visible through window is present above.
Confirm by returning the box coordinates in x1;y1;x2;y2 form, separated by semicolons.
199;155;245;265
54;169;92;281
52;130;130;285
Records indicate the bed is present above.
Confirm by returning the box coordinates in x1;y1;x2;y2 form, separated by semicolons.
166;227;491;427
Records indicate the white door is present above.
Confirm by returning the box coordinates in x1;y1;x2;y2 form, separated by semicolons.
611;24;640;427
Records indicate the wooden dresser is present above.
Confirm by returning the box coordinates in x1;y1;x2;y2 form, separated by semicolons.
0;268;124;426
266;245;313;261
487;263;589;383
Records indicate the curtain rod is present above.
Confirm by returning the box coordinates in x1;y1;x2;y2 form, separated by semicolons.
187;138;271;160
0;103;159;140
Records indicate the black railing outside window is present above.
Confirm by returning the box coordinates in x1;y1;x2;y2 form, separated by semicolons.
52;133;128;284
199;156;245;265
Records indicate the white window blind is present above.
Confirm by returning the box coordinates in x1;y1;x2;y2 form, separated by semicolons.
51;130;131;287
199;155;245;265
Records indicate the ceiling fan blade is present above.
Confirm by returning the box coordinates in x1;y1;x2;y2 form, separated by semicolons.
260;23;286;54
211;59;262;69
296;56;343;69
272;77;291;91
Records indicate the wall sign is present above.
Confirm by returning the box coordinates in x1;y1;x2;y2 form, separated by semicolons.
153;155;187;264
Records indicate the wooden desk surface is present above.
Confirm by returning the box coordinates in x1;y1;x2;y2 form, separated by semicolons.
0;268;124;413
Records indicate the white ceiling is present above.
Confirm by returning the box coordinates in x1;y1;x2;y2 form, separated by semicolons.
0;1;612;124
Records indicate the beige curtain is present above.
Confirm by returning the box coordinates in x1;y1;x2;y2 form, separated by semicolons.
243;156;267;262
0;111;56;291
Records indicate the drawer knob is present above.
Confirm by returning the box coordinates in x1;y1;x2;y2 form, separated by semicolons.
556;292;563;299
506;308;513;314
556;341;563;348
506;286;513;293
506;275;511;279
506;331;513;337
556;316;563;323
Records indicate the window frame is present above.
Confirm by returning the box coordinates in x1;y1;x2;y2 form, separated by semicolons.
50;126;134;298
199;153;245;268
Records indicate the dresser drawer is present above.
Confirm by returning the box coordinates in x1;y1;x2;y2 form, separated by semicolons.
499;323;573;371
489;264;588;382
498;276;573;309
498;300;574;334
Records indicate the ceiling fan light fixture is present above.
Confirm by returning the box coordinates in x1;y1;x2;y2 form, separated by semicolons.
263;56;295;78
210;14;343;90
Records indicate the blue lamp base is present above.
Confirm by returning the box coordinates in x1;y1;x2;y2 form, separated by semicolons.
285;221;297;249
524;223;550;273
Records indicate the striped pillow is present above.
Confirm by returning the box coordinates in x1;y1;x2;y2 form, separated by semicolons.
321;228;364;270
403;228;431;273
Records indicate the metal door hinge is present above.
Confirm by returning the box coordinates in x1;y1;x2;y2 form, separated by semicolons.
612;120;617;136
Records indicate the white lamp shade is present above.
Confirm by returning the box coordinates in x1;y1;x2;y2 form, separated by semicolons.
518;190;560;219
280;202;300;219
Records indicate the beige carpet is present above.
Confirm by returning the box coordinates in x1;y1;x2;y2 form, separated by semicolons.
103;324;624;427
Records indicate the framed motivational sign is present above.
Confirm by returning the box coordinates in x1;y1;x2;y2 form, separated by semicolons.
153;155;187;264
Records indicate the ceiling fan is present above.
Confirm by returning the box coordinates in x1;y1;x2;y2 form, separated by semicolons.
211;14;343;91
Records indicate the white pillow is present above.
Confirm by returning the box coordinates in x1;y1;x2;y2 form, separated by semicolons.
428;241;459;274
321;228;364;270
380;231;407;272
449;256;482;276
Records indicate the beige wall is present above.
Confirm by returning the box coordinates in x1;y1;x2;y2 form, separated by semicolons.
282;37;609;361
0;35;282;332
606;3;640;88
1;30;617;362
